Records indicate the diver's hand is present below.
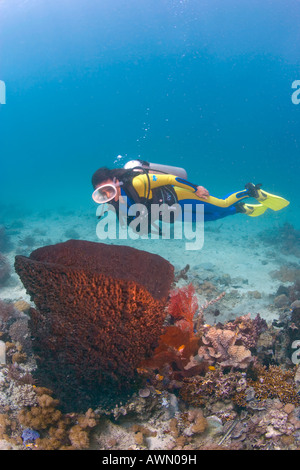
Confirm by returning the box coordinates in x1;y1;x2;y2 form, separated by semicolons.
195;186;209;199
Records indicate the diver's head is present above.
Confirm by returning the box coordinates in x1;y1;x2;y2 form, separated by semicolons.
91;167;129;188
91;167;127;204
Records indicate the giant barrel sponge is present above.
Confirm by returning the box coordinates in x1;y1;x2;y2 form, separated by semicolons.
14;240;174;404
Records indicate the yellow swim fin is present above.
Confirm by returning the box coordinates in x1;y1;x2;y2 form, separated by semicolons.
244;203;268;217
245;183;290;212
257;190;290;211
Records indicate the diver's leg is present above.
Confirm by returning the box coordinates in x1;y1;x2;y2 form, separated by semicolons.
195;186;286;217
235;201;267;217
178;198;237;222
175;184;288;219
176;190;267;219
245;183;290;211
174;186;250;208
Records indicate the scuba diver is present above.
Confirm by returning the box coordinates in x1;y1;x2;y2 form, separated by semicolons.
91;159;289;233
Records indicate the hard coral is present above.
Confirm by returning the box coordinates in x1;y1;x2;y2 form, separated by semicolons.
196;326;252;370
185;408;207;435
14;240;174;408
180;368;245;407
225;314;267;350
247;365;300;406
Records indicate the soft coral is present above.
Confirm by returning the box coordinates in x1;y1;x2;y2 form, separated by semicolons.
168;283;198;332
140;284;205;380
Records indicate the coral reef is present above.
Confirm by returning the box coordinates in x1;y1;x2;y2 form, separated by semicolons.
193;326;252;370
180;364;300;411
224;314;268;350
2;273;300;450
0;220;299;453
180;367;247;407
186;314;266;372
245;365;300;406
14;240;174;409
189;314;267;372
288;281;300;303
141;307;266;387
0;386;99;450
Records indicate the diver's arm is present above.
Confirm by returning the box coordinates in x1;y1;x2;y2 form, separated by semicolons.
132;173;208;198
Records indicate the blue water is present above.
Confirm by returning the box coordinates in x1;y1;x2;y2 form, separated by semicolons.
0;0;299;227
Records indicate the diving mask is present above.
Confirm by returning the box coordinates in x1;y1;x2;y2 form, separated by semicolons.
92;179;123;204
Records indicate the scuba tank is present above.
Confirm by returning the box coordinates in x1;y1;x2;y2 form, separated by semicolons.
120;158;184;233
123;159;188;180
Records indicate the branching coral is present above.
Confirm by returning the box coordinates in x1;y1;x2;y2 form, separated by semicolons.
246;365;300;406
180;368;246;407
180;363;300;416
